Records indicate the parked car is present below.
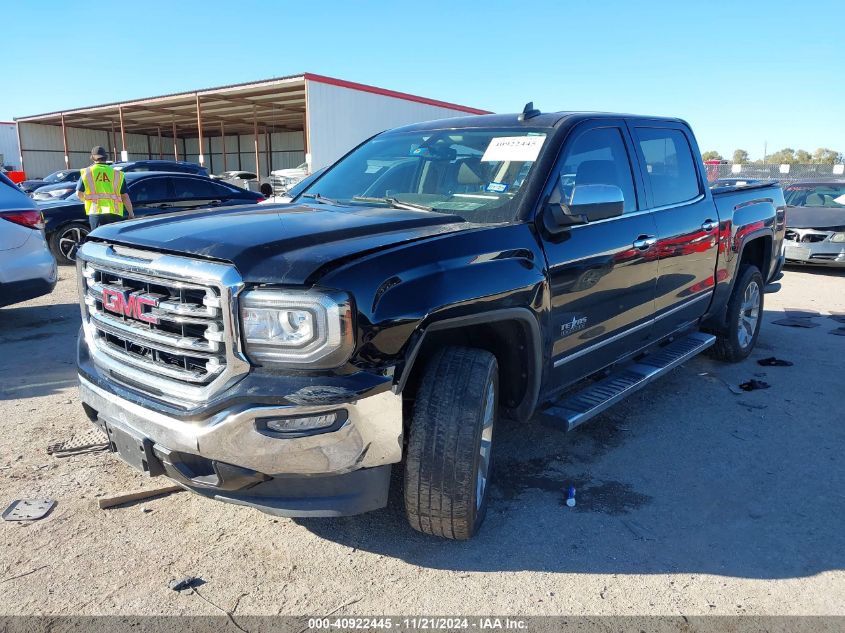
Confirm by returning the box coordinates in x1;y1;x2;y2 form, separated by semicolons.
259;167;326;204
32;180;81;201
783;180;845;267
0;173;57;307
42;172;263;264
19;169;80;194
269;161;309;194
74;109;784;539
211;170;257;181
114;160;209;177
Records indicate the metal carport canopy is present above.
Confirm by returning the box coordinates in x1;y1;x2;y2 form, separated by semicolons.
14;73;490;173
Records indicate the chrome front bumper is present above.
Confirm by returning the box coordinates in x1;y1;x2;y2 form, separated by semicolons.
79;376;403;476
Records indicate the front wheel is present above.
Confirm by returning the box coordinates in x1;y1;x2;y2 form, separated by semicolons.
50;222;89;265
404;346;498;540
709;264;764;362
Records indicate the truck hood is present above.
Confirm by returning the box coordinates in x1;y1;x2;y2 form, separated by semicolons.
91;202;468;283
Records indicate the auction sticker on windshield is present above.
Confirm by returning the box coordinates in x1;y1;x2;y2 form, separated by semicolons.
481;135;546;163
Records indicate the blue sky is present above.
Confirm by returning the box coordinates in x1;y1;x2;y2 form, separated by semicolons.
4;0;843;159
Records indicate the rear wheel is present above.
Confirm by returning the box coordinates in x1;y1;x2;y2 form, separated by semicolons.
709;264;764;362
404;346;498;540
50;222;89;265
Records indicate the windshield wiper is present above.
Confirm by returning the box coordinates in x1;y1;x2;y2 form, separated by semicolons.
352;196;434;212
300;193;342;206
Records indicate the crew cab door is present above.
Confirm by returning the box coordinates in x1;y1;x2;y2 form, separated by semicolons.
628;122;719;336
540;120;659;395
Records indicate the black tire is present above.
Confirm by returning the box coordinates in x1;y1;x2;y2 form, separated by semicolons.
709;264;764;362
404;346;498;540
50;222;89;265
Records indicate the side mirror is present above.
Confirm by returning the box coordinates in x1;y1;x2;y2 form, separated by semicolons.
544;179;625;234
569;183;625;221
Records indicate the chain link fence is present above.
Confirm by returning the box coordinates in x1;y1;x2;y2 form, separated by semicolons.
705;162;845;184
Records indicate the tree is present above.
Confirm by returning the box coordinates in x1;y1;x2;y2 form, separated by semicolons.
766;148;796;164
812;148;843;165
732;149;749;164
795;149;813;163
701;151;723;161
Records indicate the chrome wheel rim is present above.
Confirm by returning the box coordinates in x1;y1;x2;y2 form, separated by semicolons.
58;226;87;261
476;380;495;510
738;280;761;349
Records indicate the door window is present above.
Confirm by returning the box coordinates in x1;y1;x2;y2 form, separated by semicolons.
558;127;638;212
172;177;229;200
128;177;171;203
635;128;701;207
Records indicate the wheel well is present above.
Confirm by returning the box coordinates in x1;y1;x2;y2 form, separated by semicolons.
739;235;771;276
401;317;539;423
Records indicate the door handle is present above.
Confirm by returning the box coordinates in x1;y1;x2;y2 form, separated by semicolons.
701;219;719;231
632;235;657;250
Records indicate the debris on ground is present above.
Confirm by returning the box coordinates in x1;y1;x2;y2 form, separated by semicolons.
757;357;794;367
739;379;770;392
2;498;56;522
565;485;576;507
168;576;204;592
737;402;768;410
698;371;745;394
47;428;109;458
98;485;183;510
772;317;821;328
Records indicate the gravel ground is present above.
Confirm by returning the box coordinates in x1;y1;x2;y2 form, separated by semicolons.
1;265;844;618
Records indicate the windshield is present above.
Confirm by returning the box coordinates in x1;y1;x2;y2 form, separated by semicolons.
296;128;549;224
785;184;845;208
43;171;66;184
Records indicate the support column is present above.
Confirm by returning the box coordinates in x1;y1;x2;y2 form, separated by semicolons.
220;121;227;171
195;94;205;167
118;106;127;161
110;121;117;160
172;119;178;160
15;121;24;173
264;128;270;174
60;113;70;169
253;107;260;177
157;127;163;159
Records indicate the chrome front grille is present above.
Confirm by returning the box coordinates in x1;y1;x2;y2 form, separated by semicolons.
77;242;249;406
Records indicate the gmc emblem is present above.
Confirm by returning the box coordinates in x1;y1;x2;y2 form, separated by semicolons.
101;287;160;325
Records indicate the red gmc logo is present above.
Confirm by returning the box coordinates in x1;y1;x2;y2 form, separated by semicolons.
102;287;160;325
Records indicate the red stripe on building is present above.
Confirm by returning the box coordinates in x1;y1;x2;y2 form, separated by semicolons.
303;73;491;115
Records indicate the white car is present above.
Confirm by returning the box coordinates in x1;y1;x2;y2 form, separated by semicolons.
259;168;325;204
269;162;309;195
0;173;57;307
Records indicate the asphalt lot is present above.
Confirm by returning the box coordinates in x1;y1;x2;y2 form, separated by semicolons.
1;265;844;617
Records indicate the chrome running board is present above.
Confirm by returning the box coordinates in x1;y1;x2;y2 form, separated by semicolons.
542;331;716;432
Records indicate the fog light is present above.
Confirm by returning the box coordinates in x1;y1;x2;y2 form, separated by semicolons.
256;411;346;437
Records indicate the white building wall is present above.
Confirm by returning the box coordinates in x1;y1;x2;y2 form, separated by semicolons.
18;122;110;177
0;122;20;170
305;80;479;170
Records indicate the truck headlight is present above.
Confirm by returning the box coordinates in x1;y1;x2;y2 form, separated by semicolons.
239;289;354;368
831;233;845;243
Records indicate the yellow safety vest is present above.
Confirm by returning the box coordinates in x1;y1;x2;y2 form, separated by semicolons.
80;163;125;216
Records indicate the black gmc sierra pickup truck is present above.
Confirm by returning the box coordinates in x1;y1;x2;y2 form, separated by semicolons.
75;107;786;539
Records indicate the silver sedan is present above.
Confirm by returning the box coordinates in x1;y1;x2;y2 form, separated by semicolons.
783;181;845;267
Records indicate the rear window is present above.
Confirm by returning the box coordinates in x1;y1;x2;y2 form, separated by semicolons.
636;128;701;207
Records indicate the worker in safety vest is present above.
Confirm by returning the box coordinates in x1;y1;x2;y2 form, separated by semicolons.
75;146;134;231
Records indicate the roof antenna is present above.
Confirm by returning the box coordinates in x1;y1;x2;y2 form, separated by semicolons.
518;102;541;121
